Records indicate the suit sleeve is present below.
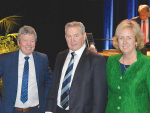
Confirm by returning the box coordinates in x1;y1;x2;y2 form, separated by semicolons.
45;54;60;112
44;56;53;104
92;56;108;113
0;55;3;78
0;55;2;105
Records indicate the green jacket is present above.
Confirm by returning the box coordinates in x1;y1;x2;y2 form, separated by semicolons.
105;49;150;113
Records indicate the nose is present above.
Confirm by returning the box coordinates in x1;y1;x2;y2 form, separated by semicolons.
141;16;143;20
27;41;31;46
123;38;127;44
71;37;75;42
141;16;144;20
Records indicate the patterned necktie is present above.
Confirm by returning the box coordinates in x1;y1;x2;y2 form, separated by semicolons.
61;52;76;109
21;56;30;103
143;21;146;44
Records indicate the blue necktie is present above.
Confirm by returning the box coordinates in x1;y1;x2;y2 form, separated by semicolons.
21;56;29;103
61;52;76;109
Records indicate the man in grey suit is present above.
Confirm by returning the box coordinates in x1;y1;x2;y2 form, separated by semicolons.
132;4;150;45
0;26;52;113
45;21;107;113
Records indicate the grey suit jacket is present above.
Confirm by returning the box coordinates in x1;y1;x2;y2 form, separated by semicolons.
46;48;108;113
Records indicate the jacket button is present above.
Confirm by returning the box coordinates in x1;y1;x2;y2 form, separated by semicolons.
120;76;122;79
117;106;120;110
119;96;121;99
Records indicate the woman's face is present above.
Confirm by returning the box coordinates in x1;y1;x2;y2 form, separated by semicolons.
118;28;137;55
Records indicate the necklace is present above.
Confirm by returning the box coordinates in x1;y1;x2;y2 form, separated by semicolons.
122;51;137;72
123;63;128;72
122;56;129;72
122;55;137;72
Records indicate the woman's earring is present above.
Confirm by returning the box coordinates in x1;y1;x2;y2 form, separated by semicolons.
136;43;138;47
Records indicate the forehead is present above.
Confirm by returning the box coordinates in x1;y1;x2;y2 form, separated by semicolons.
119;28;134;35
66;27;82;34
139;11;148;15
20;34;35;38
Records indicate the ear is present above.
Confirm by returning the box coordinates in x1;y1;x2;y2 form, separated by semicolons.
65;35;67;39
83;32;86;41
17;40;20;47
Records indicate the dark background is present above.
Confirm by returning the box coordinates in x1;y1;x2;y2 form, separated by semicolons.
0;0;105;70
0;0;149;70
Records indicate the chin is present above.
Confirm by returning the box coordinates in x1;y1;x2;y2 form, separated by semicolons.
70;47;77;51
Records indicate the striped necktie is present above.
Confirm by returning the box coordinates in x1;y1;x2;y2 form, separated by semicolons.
21;56;29;103
61;52;76;109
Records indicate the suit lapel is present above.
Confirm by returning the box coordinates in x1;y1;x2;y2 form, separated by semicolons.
71;48;88;88
138;17;141;26
56;50;69;87
32;52;39;86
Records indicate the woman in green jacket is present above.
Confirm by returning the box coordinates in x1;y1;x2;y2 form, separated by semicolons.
105;19;150;113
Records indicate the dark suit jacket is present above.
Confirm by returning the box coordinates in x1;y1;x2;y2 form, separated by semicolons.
46;48;108;113
132;16;150;44
0;50;52;113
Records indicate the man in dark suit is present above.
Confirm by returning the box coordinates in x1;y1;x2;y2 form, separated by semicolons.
0;26;52;113
132;4;150;45
45;21;107;113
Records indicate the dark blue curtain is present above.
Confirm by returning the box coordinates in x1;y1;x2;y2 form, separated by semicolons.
103;0;140;50
103;0;113;50
127;0;135;19
135;0;139;16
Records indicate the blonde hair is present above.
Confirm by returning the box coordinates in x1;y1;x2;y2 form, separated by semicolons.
113;19;144;50
138;5;149;13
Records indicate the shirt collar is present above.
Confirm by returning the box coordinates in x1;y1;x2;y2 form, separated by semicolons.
69;44;86;56
142;18;149;23
19;49;33;61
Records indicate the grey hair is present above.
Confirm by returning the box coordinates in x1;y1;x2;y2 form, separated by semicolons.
65;21;85;34
18;25;37;41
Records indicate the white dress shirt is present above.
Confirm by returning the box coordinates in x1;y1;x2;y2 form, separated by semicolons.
15;50;39;108
141;18;149;43
45;44;86;113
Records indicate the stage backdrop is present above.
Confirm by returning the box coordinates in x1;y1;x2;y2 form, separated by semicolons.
104;0;150;50
1;0;150;70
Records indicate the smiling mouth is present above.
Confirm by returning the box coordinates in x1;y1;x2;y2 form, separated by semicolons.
71;44;76;46
26;47;32;50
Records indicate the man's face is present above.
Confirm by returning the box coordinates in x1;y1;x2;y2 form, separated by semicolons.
139;11;149;21
17;34;36;55
65;27;86;51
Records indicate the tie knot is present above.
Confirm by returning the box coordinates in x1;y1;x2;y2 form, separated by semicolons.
143;21;145;23
24;56;30;61
71;52;76;57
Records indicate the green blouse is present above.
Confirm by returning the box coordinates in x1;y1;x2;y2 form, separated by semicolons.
105;49;150;113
